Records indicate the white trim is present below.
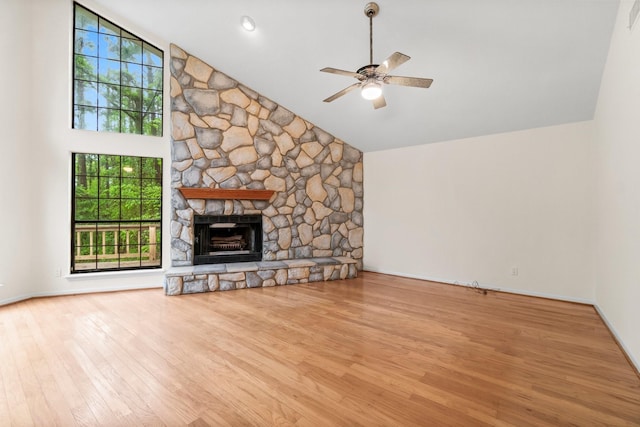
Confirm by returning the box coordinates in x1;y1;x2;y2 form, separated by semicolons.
363;267;594;305
0;283;163;307
594;304;640;373
31;283;163;297
0;293;35;307
482;283;593;305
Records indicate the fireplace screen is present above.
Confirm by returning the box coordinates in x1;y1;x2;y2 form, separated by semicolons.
193;215;262;264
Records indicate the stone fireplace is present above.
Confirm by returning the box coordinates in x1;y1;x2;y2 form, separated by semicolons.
165;44;363;295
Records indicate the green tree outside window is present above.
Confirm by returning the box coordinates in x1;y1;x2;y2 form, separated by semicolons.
72;153;162;273
73;3;163;136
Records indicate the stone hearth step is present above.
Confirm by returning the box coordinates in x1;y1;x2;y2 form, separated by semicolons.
164;257;358;296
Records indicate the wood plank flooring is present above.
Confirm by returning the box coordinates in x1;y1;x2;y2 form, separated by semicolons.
0;271;638;426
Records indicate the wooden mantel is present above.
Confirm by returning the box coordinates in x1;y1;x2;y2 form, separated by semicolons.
178;188;275;201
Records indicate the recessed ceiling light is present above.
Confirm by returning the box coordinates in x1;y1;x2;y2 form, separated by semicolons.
241;16;256;32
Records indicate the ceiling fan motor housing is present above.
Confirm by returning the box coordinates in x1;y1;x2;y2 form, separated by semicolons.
357;64;380;78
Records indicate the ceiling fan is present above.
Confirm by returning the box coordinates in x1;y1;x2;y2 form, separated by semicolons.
320;2;434;109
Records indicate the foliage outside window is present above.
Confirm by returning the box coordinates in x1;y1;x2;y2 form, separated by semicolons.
73;3;163;136
72;153;162;273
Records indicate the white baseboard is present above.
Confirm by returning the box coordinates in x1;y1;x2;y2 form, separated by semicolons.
593;304;640;374
0;283;163;307
363;267;594;305
0;293;36;306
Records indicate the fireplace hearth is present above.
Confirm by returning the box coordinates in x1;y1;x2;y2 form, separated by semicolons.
193;215;262;265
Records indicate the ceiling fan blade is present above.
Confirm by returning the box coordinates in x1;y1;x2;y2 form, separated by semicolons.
376;52;411;74
372;95;387;109
384;75;434;88
320;67;364;80
323;82;361;103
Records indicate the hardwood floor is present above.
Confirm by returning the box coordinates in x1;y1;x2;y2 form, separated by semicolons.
0;272;638;426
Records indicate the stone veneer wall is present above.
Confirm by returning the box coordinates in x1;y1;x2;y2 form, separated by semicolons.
169;44;363;269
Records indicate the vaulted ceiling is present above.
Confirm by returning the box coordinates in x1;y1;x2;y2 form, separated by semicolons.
93;0;620;152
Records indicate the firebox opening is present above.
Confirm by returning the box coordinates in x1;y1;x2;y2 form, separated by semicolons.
194;215;262;265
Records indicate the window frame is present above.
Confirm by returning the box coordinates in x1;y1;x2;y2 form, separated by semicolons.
71;152;163;274
72;2;164;136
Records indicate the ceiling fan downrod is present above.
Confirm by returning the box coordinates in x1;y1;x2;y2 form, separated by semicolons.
365;2;379;66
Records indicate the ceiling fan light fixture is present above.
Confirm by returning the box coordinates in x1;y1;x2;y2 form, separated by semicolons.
361;80;382;100
241;15;256;32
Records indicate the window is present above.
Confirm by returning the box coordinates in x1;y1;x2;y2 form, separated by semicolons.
73;3;163;136
72;153;162;273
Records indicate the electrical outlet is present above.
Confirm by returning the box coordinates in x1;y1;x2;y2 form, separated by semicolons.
511;267;519;276
55;268;62;278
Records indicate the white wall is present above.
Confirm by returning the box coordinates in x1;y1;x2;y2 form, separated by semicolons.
593;0;640;368
364;121;596;302
0;0;171;305
0;0;37;302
